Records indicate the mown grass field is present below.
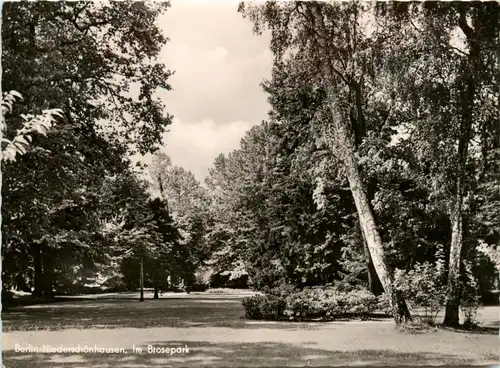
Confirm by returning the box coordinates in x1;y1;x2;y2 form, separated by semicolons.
2;291;499;367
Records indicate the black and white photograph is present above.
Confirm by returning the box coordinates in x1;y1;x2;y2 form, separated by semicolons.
1;1;499;367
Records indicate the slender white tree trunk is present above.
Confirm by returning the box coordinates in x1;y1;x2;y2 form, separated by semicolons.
328;114;409;323
444;174;465;326
304;2;410;323
443;7;479;326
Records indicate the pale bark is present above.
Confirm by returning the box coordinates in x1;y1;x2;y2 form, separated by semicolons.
444;125;470;326
362;229;382;295
444;191;463;326
306;3;410;324
341;131;400;305
337;116;410;323
444;6;477;326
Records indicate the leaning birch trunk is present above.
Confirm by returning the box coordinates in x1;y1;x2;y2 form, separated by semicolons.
307;2;410;324
362;231;382;295
329;108;410;324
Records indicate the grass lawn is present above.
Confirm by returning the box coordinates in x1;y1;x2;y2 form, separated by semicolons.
2;291;499;367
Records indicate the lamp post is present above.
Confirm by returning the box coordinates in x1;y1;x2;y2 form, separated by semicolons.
139;256;144;302
123;247;145;302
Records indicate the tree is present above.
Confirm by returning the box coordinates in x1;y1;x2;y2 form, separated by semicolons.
1;1;173;298
204;152;251;285
146;198;182;298
1;91;62;163
240;1;411;323
437;3;499;326
116;195;181;300
148;153;209;290
377;2;500;325
2;1;173;154
96;171;182;300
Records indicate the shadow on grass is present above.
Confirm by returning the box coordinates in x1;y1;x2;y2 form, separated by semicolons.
2;292;196;309
438;325;499;335
4;340;497;368
2;296;396;332
4;297;498;334
2;298;242;331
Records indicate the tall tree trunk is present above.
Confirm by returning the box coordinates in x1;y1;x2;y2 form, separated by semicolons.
365;178;384;296
32;243;44;297
443;4;481;327
342;142;410;323
362;236;382;296
444;128;470;326
353;84;382;296
444;192;464;326
306;2;410;324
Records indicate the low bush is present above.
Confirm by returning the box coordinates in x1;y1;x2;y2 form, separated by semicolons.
376;292;392;317
189;282;208;292
342;288;378;319
242;295;263;319
393;247;482;329
460;261;481;329
242;294;285;320
393;263;447;326
393;246;448;326
207;288;240;294
284;288;323;320
242;284;379;321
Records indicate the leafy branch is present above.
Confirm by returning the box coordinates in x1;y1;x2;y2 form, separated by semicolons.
1;90;63;163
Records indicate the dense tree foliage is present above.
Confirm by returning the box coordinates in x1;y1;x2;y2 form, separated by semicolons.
204;1;499;326
1;1;175;298
2;1;498;329
148;153;210;290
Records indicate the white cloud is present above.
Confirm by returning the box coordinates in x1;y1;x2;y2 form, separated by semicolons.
160;118;256;182
156;2;272;125
132;3;272;182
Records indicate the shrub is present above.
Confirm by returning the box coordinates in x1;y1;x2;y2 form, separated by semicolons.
207;288;240;294
282;285;377;321
393;250;448;326
242;294;285;320
242;295;264;319
376;292;392;317
460;261;481;329
284;288;323;320
242;284;380;322
343;289;378;319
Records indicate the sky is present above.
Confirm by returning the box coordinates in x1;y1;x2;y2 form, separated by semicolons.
146;1;273;183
